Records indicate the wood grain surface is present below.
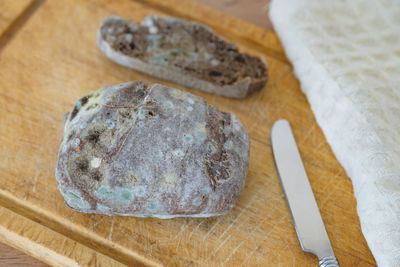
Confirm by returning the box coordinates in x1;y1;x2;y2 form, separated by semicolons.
0;0;32;36
0;1;50;266
0;0;376;266
192;0;273;30
0;206;124;267
0;242;47;267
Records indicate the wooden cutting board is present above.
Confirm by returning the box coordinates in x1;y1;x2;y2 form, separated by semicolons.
0;0;376;266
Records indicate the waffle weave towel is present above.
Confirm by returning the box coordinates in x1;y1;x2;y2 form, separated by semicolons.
270;0;400;266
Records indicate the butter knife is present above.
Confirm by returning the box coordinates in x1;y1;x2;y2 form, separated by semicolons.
271;119;339;267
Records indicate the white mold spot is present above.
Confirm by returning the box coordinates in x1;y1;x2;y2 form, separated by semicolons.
134;186;146;197
204;52;213;60
104;119;115;129
91;157;102;168
142;17;154;27
75;99;82;109
193;197;202;206
71;114;81;124
92;116;101;123
223;125;231;135
80;122;88;129
164;173;178;185
187;106;193;111
61;143;68;153
128;24;138;31
164;100;174;109
224;140;233;150
125;33;133;42
71;138;80;149
211;59;220;66
207;142;216;154
138;109;146;120
195;131;207;142
97;204;110;213
234;124;241;131
201;186;212;195
232;118;242;131
149;26;158;34
172;149;184;157
194;123;207;142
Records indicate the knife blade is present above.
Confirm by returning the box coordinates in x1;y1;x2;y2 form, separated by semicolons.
271;119;339;267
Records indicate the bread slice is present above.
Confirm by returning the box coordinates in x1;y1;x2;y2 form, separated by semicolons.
97;16;268;98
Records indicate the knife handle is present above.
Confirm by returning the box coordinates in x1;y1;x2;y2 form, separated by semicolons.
319;256;339;267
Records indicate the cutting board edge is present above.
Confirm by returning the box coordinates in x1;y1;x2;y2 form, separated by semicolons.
0;189;162;266
0;203;129;267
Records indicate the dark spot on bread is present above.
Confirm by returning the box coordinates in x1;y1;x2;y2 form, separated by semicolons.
85;129;104;145
184;66;195;72
76;158;89;173
67;131;75;142
70;106;79;121
119;42;126;50
121;111;131;118
204;106;232;188
135;89;145;98
91;170;102;181
209;71;222;76
70;95;91;121
234;55;245;63
80;96;89;106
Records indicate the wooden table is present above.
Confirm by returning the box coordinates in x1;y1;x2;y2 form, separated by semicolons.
0;0;376;266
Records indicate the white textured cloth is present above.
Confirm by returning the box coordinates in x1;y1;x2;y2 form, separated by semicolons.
270;0;400;266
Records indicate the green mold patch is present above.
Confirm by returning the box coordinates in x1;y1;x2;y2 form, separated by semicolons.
148;201;159;212
96;186;134;204
63;190;91;210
